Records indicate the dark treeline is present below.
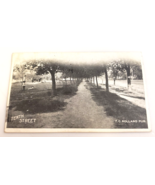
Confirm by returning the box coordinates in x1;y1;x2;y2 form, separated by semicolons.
13;59;143;96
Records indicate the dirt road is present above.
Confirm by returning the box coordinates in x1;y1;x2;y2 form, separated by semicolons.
49;81;114;128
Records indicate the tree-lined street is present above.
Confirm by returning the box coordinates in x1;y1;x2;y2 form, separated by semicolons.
7;52;148;129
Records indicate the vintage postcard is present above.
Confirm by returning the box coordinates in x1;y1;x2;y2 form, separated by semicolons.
5;52;151;132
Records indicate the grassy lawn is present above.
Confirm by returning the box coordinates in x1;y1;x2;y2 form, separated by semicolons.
7;81;80;128
88;83;148;128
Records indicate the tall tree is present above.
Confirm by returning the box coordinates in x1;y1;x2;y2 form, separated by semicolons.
109;63;120;85
26;61;61;96
111;60;140;88
13;64;27;82
96;76;98;87
105;66;109;92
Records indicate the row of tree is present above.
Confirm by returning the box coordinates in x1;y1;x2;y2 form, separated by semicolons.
13;59;142;96
108;61;143;85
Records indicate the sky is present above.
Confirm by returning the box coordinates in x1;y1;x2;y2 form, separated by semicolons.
12;52;142;66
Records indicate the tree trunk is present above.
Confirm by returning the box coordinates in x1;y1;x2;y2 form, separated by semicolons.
65;77;67;85
114;77;116;85
105;67;109;92
96;76;98;87
51;71;56;96
70;76;71;84
126;65;131;89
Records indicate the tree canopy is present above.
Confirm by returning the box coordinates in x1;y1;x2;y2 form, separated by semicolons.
12;52;143;94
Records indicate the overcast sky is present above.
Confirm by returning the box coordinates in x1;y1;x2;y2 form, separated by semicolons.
12;52;142;66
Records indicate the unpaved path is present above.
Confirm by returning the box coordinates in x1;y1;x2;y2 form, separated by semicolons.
47;81;115;128
116;93;146;108
109;88;146;109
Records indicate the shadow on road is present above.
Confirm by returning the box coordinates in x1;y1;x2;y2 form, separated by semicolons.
88;83;148;128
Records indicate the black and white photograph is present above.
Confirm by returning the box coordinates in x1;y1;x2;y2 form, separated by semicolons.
5;52;150;132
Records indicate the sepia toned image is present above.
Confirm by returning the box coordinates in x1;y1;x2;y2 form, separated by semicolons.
5;52;150;132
